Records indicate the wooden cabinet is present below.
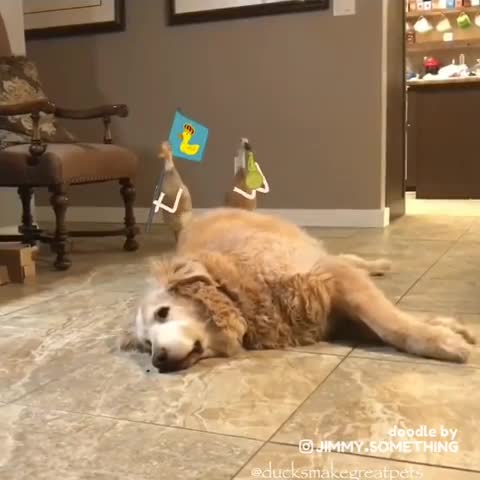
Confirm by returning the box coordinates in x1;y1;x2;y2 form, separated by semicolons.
407;78;480;198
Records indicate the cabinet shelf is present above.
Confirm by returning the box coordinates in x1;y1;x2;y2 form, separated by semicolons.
407;6;480;18
407;38;480;51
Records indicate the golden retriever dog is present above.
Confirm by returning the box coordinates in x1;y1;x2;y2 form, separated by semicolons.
120;208;476;372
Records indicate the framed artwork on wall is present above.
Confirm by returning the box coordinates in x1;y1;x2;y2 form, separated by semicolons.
23;0;125;39
168;0;330;25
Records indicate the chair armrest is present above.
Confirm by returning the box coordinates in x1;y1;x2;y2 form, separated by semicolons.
0;100;56;165
54;104;128;120
0;99;56;116
54;104;128;143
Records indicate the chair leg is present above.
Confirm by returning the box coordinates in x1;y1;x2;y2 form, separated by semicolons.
17;186;38;245
49;184;71;271
120;178;139;252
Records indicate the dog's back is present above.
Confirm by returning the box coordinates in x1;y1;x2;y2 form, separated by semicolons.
177;208;326;276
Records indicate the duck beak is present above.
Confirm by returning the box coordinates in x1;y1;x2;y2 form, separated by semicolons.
178;133;184;140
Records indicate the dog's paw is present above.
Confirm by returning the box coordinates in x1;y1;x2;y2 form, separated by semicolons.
369;258;392;276
426;316;477;345
432;325;472;363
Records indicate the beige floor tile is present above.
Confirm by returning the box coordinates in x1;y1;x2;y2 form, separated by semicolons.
322;236;451;261
373;272;421;303
306;227;359;239
399;279;480;314
0;404;259;480
0;256;146;318
323;236;448;280
380;216;474;241
0;283;63;317
234;443;480;479
18;350;342;441
459;220;480;243
273;358;480;470
0;326;116;403
0;287;140;332
319;243;440;305
289;341;353;356
421;242;480;282
351;311;480;367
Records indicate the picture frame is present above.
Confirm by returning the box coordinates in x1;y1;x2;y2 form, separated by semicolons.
167;0;330;25
23;0;125;39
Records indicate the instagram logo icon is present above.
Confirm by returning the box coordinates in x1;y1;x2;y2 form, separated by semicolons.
298;439;314;454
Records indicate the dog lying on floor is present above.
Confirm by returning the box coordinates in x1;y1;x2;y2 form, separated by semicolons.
120;208;476;373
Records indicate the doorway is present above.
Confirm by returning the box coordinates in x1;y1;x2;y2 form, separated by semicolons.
399;1;480;218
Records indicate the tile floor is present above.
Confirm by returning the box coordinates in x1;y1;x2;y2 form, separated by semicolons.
1;215;480;479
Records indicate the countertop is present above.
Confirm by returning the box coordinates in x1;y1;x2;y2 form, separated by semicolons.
407;76;480;90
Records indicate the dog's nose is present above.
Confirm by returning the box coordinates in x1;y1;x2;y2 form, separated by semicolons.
152;348;168;369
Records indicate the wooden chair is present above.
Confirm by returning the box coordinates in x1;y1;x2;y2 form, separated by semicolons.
0;19;139;270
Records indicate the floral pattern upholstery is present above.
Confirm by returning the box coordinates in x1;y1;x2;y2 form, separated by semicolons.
0;56;75;150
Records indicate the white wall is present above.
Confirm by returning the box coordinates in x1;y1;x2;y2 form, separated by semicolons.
1;0;25;54
0;0;26;231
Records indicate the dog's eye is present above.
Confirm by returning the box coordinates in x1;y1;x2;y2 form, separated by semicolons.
154;306;170;322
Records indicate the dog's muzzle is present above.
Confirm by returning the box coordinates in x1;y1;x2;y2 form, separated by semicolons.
152;340;204;373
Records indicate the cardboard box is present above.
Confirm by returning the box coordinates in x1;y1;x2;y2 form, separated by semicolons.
0;265;9;286
0;244;36;283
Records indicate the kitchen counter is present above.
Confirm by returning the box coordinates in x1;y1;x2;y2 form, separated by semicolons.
407;76;480;89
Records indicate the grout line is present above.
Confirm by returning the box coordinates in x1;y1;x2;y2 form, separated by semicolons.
4;360;94;406
0;285;90;319
229;353;353;479
404;308;480;315
265;350;353;442
344;352;480;370
9;351;351;446
263;443;480;474
394;237;463;306
11;398;264;444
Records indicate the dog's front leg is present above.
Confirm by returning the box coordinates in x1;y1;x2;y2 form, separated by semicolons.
324;260;472;363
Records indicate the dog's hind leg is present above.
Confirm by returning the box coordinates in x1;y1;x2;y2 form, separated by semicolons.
337;254;391;276
323;261;471;363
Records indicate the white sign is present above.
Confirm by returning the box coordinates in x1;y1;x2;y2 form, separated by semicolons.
333;0;355;16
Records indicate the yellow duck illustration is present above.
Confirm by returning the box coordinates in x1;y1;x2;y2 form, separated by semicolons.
178;123;200;156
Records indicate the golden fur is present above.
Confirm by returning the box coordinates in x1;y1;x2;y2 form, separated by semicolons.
121;208;476;372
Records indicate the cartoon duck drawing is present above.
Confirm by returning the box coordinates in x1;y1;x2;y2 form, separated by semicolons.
178;123;200;156
245;150;264;190
233;138;269;200
155;141;193;242
225;164;257;211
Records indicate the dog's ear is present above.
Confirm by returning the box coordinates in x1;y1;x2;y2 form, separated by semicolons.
150;256;215;290
174;280;247;353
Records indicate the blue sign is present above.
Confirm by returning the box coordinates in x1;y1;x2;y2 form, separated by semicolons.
168;110;209;162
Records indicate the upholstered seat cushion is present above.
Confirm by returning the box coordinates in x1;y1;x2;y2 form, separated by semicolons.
0;143;138;186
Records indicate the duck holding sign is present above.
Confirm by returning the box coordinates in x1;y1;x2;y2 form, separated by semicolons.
155;141;193;241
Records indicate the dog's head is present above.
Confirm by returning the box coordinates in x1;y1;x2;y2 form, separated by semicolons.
135;255;247;373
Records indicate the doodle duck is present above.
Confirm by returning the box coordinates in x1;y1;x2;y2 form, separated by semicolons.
158;141;193;241
178;123;200;156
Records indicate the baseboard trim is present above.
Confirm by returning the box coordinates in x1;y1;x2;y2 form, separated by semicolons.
35;206;390;228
